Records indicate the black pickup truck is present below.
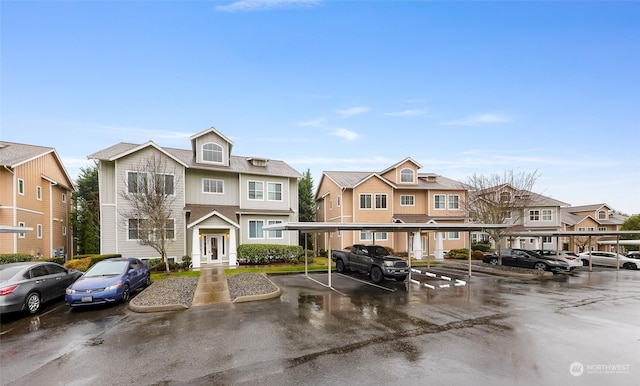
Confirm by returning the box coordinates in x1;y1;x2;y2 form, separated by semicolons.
331;244;409;283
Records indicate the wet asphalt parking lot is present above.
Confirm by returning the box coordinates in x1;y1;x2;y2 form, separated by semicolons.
1;266;638;386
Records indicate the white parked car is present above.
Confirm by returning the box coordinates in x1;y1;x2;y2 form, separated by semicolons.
531;250;582;270
578;251;640;270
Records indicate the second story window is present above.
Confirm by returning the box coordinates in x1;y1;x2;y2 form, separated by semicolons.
360;193;372;209
203;179;224;194
203;143;223;163
400;195;414;206
248;181;264;200
434;194;446;209
598;210;607;220
448;194;459;209
375;194;387;209
128;172;147;194
400;168;414;183
18;179;25;195
542;209;552;221
155;174;174;195
36;186;42;201
529;210;540;221
267;182;282;201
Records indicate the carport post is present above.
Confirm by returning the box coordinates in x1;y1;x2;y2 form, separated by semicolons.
304;232;308;277
326;232;332;288
588;236;593;272
616;236;620;270
468;231;472;277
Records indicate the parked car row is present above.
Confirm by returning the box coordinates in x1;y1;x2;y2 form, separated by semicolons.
577;251;640;270
0;258;150;315
482;249;572;273
482;248;640;271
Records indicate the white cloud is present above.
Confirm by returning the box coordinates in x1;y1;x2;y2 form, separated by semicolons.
297;118;325;127
441;113;510;126
215;0;320;12
332;128;359;141
335;106;371;118
384;109;426;117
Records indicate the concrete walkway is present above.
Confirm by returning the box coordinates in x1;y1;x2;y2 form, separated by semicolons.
191;266;231;306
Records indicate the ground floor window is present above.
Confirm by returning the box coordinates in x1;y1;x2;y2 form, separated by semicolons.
249;220;264;239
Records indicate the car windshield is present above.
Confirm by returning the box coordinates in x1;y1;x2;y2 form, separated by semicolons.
84;261;129;277
0;266;25;282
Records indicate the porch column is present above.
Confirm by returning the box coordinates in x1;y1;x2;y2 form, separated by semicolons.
434;232;444;260
228;227;237;266
533;238;540;249
412;232;422;260
191;226;201;269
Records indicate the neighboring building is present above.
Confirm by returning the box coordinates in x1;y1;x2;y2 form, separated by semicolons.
471;184;570;251
88;127;301;267
560;204;628;252
0;142;74;258
315;158;469;258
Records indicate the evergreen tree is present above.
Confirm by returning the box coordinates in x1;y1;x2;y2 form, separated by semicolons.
72;163;100;255
298;169;316;249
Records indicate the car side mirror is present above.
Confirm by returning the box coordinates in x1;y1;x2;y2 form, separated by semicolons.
128;269;136;275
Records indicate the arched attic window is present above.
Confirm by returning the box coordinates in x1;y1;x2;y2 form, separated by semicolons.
203;143;223;163
400;168;414;183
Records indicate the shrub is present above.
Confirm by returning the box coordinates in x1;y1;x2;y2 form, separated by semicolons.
447;248;470;259
237;244;304;265
65;257;92;271
472;250;485;260
44;257;65;265
318;249;328;258
181;255;192;269
471;243;491;252
0;254;33;265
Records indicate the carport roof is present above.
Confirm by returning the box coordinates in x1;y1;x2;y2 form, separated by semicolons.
262;222;510;233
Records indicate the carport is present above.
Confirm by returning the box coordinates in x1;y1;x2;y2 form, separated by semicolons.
262;222;509;291
505;230;640;271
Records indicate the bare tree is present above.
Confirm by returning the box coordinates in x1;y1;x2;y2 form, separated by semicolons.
572;235;592;253
119;154;181;273
465;169;540;264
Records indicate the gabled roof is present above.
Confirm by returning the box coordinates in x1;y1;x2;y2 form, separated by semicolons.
379;157;422;175
560;204;627;226
0;141;74;189
88;142;301;178
564;203;608;213
474;184;569;207
190;126;234;155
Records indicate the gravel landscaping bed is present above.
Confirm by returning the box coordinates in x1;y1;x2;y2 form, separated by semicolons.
227;273;278;301
130;277;199;308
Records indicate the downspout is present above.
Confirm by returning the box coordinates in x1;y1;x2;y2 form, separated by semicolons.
5;166;17;253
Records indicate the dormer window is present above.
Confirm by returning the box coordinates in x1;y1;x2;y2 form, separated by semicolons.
598;210;607;220
203;143;223;163
499;192;511;202
248;157;268;167
426;175;437;182
400;168;414;183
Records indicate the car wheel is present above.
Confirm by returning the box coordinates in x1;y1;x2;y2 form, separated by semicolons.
121;284;130;302
25;292;41;314
336;259;345;273
622;262;635;270
581;259;589;266
144;273;151;287
489;258;498;265
370;266;383;284
534;262;547;271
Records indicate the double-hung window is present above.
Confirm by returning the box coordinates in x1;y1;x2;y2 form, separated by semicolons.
360;194;372;209
267;220;283;239
128;172;147;194
529;210;540;221
400;195;414;206
248;181;264;200
203;143;223;163
249;220;264;239
203;179;224;194
267;182;282;201
434;194;446;209
448;194;460;209
542;209;552;221
156;174;174;195
375;194;387;209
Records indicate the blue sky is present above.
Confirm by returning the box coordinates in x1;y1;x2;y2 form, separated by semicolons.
2;0;639;214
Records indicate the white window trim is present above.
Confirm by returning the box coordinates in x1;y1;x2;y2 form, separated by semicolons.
18;179;25;195
400;168;414;183
37;224;43;239
36;185;42;201
374;193;388;210
267;220;283;239
62;192;67;203
400;195;415;206
62;226;67;236
248;180;265;201
434;194;446;210
18;222;26;238
202;178;224;194
249;220;265;239
337;196;341;207
529;210;540;221
447;194;460;210
447;231;460;240
155;174;175;196
542;209;553;221
267;182;283;202
359;193;373;210
202;142;224;164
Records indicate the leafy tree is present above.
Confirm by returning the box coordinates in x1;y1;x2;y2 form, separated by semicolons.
298;169;316;249
621;214;640;250
465;169;540;264
72;163;100;254
118;154;181;273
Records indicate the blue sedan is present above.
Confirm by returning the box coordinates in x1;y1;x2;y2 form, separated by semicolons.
65;258;150;308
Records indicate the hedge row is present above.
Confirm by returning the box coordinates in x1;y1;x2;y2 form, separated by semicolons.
0;254;64;266
63;254;122;272
448;249;486;260
237;244;304;265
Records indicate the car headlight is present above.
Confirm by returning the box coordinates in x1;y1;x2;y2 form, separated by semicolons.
105;283;122;291
383;261;395;267
66;288;76;294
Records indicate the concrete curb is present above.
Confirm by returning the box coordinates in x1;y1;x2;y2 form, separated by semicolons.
232;274;282;303
128;302;189;313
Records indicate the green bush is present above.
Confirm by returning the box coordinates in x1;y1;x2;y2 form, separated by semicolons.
65;257;92;271
472;250;485;260
44;257;65;265
471;243;491;252
237;244;304;265
0;253;33;264
447;248;470;259
318;249;328;258
181;255;192;269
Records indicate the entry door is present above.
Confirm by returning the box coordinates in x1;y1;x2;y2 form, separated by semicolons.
209;237;219;263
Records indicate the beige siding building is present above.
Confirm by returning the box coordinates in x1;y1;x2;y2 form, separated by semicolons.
560;204;627;252
0;142;74;258
316;158;469;258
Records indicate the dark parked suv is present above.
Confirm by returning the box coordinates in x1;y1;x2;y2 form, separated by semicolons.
483;249;571;272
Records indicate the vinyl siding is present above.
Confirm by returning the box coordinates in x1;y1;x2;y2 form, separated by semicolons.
184;169;239;206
